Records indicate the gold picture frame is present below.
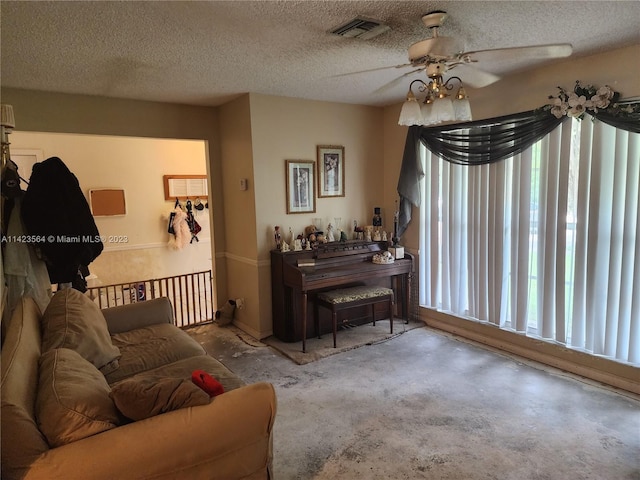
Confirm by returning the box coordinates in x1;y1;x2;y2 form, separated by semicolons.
285;160;316;214
317;145;345;198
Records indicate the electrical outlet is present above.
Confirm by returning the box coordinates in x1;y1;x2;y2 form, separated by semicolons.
235;298;245;309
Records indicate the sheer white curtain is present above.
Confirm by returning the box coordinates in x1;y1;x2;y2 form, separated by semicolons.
419;119;639;365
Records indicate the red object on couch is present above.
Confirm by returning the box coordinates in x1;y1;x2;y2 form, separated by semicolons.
191;370;225;397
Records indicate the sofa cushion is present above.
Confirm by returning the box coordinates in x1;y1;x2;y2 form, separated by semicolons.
1;297;50;480
115;354;247;394
41;288;121;374
110;376;210;421
105;323;206;384
36;348;121;447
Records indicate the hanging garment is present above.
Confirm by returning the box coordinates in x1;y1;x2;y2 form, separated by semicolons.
185;200;201;243
21;157;103;285
3;197;52;315
168;207;191;250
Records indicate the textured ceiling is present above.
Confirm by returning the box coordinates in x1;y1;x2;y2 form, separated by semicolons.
1;1;639;107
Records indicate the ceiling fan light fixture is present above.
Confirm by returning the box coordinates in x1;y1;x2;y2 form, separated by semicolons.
398;77;471;126
420;102;436;125
432;97;455;122
453;98;472;122
452;86;472;121
455;86;468;100
392;11;572;126
398;94;423;126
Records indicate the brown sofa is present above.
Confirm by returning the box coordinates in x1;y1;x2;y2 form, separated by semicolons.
1;289;276;480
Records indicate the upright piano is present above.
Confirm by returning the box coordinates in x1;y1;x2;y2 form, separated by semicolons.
271;240;413;342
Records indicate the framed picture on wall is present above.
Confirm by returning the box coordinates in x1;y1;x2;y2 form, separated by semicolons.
317;145;345;198
286;160;315;214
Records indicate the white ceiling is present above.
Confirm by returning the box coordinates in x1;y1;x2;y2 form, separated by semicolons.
1;1;639;108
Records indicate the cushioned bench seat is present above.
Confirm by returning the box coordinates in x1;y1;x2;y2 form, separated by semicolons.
313;286;394;352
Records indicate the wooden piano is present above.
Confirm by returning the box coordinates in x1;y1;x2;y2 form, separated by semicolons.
271;240;413;343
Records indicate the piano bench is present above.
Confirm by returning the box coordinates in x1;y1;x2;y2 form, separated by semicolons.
315;286;394;349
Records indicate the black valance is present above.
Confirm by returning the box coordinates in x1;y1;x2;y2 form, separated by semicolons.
395;100;640;238
589;101;640;133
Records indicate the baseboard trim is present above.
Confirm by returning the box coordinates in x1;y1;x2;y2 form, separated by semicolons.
421;308;640;396
232;319;272;341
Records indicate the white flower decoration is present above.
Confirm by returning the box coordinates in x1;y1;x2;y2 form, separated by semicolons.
550;97;568;118
567;93;588;118
597;85;614;100
545;81;632;120
590;86;614;111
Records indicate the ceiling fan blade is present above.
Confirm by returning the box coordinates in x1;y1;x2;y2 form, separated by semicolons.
462;43;573;63
449;63;500;88
372;68;424;95
331;63;413;78
408;36;465;63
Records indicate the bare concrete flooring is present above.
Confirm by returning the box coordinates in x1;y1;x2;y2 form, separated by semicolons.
187;322;640;480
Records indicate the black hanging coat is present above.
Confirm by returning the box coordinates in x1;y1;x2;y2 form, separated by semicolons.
21;157;103;284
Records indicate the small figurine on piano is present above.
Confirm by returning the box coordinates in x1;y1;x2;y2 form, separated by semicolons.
326;223;335;242
274;226;282;250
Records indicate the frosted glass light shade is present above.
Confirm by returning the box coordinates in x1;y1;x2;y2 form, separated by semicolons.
420;102;436;125
398;99;423;126
432;97;455;122
453;98;472;121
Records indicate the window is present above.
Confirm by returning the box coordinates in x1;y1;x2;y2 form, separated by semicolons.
419;118;639;365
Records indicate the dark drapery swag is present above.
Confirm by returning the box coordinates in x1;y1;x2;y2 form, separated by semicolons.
396;101;640;238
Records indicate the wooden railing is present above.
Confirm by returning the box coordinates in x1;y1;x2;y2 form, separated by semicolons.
86;270;214;328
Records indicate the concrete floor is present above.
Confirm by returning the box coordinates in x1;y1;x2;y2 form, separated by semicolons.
187;322;640;480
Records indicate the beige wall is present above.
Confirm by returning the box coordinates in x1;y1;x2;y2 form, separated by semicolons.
218;94;261;335
218;93;385;338
9;131;210;285
469;44;640;121
250;93;386;256
219;95;258;259
0;88;229;303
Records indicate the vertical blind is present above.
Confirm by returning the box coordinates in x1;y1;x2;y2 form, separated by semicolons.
419;118;639;365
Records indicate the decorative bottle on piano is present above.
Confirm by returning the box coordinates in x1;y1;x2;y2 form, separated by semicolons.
373;207;382;229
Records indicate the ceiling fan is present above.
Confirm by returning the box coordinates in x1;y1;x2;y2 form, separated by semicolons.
370;10;572;93
371;11;572;125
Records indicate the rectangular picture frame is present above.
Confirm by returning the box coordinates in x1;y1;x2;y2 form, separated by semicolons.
163;174;208;200
286;160;316;214
317;145;345;198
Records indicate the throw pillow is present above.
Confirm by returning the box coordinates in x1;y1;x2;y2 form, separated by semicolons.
36;348;121;447
41;288;121;374
110;375;211;421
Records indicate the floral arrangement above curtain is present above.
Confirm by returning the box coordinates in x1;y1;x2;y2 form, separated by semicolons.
543;80;640;132
396;81;640;237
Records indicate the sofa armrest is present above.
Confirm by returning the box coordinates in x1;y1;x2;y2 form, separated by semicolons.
24;382;277;480
102;297;174;334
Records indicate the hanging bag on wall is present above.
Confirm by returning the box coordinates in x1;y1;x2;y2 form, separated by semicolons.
185;200;201;242
167;198;180;234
